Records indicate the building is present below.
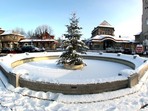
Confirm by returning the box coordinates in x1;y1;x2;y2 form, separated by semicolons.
19;32;58;50
134;32;142;43
0;28;5;50
91;20;115;37
138;0;148;51
0;27;58;51
0;28;4;34
142;0;148;39
0;29;24;50
136;0;148;44
89;20;134;50
135;0;148;51
19;39;58;50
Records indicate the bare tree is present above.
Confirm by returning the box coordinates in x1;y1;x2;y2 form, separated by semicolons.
27;30;35;38
12;27;26;36
34;25;53;38
12;25;53;39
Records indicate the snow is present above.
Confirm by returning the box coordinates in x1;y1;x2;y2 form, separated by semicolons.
118;69;137;77
91;35;135;42
0;52;148;110
20;39;56;42
0;30;24;36
12;59;131;84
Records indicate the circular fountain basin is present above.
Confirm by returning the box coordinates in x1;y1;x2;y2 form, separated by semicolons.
0;52;148;94
12;59;132;84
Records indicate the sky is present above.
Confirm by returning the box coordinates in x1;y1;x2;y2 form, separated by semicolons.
0;0;142;39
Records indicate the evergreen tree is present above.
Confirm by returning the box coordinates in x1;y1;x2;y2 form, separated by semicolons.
57;13;88;66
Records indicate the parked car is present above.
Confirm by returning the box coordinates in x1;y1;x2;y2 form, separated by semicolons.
143;51;148;55
106;47;115;53
1;47;22;53
114;47;124;53
1;48;13;53
21;45;45;52
123;48;132;54
13;48;23;53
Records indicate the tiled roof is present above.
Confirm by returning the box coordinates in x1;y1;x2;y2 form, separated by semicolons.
99;20;113;28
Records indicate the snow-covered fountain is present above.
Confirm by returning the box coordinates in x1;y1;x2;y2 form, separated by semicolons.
0;51;148;94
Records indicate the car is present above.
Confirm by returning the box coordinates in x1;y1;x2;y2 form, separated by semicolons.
106;47;115;53
21;45;45;52
143;51;148;55
1;47;24;53
115;47;124;53
1;48;13;53
123;48;132;54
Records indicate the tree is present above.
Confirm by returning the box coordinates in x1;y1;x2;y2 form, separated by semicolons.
34;25;53;39
57;13;88;66
12;27;26;36
26;30;34;38
26;25;53;39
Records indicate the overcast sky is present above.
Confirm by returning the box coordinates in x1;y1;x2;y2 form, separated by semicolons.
0;0;142;39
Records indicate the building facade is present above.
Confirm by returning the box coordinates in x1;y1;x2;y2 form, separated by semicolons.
0;28;58;51
0;29;24;50
19;32;58;50
136;0;148;51
19;39;58;50
0;28;4;34
91;20;115;37
0;28;5;50
135;0;148;44
89;20;134;50
142;0;148;40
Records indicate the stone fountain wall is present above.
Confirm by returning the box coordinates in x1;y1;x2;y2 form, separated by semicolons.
0;53;147;94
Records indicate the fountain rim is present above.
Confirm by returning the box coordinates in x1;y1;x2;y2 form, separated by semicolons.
0;52;148;94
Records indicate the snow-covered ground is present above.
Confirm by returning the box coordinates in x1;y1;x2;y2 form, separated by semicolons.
0;69;148;111
0;52;148;111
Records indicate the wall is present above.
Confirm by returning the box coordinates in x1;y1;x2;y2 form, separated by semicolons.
0;54;147;94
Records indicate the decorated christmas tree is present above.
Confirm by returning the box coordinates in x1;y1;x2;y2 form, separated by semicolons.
57;13;88;69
